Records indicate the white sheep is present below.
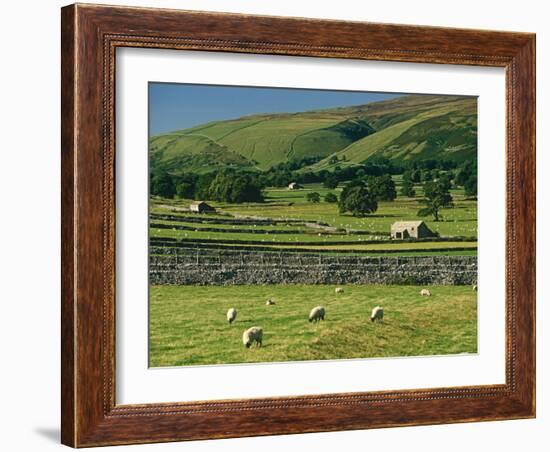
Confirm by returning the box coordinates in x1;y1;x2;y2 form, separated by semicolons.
226;308;237;324
309;306;326;323
473;284;477;292
335;287;344;294
420;289;431;296
370;306;384;323
242;326;263;348
266;298;276;305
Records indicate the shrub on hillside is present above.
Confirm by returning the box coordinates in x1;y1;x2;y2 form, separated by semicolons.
324;193;338;203
306;192;321;203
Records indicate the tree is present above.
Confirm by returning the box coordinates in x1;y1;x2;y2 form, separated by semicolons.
438;172;453;191
208;171;263;203
324;192;338;203
323;174;339;189
175;182;194;199
339;182;378;216
401;171;416;197
464;175;477;197
421;169;434;182
455;161;477;187
306;192;321;203
368;174;397;201
400;179;416;197
410;169;421;183
417;179;454;222
151;172;175;199
229;175;264;203
195;173;216;199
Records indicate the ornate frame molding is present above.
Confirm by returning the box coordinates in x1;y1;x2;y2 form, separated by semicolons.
62;4;535;447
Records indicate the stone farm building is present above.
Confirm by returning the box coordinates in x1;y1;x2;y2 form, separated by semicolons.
390;221;434;239
189;201;216;214
288;182;301;190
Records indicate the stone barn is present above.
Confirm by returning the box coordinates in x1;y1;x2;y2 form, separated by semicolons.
189;201;216;214
288;182;301;190
391;221;434;239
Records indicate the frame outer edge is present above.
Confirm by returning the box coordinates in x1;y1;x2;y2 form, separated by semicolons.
514;35;536;416
61;3;536;446
61;3;77;448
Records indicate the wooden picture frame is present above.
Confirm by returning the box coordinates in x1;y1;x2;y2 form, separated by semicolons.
61;3;535;447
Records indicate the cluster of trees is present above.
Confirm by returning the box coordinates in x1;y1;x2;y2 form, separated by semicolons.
263;156;466;193
334;171;456;221
151;153;473;218
336;175;397;216
453;161;477;197
254;157;409;190
304;192;338;204
303;173;398;214
150;169;263;203
398;160;476;199
400;171;416;197
207;171;263;203
366;174;397;202
338;181;378;217
256;157;323;187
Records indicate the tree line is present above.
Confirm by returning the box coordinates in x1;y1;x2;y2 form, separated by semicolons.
150;157;476;220
150;170;263;203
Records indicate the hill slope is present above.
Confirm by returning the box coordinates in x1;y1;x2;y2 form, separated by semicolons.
149;94;477;174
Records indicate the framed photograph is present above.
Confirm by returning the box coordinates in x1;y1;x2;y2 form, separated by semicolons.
61;3;535;447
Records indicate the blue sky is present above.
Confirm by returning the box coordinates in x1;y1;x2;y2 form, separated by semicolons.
149;83;403;136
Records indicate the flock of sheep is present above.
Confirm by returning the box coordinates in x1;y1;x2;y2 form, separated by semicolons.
227;285;477;349
227;287;386;349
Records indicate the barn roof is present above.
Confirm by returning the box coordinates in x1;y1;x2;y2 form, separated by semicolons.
391;221;426;231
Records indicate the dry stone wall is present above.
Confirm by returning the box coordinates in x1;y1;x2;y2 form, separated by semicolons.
149;248;477;286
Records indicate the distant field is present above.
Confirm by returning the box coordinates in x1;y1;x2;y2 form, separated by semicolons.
149;284;477;367
149;180;477;256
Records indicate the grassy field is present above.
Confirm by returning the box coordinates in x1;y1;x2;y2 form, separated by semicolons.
149;180;477;256
149;284;477;367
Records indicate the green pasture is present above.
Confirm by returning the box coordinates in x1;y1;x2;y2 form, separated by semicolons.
149;181;477;249
149;284;477;367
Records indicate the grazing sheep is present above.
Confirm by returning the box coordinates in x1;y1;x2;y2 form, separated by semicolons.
371;306;384;323
473;284;477;292
242;326;263;348
420;289;431;297
309;306;326;323
227;308;237;324
265;298;276;306
335;287;344;294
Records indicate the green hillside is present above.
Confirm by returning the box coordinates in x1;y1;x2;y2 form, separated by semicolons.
149;94;477;174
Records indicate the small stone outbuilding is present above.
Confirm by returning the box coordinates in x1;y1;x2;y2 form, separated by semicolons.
189;201;216;214
288;182;301;190
391;221;434;239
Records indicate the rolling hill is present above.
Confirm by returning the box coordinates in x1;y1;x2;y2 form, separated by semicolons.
149;94;477;174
